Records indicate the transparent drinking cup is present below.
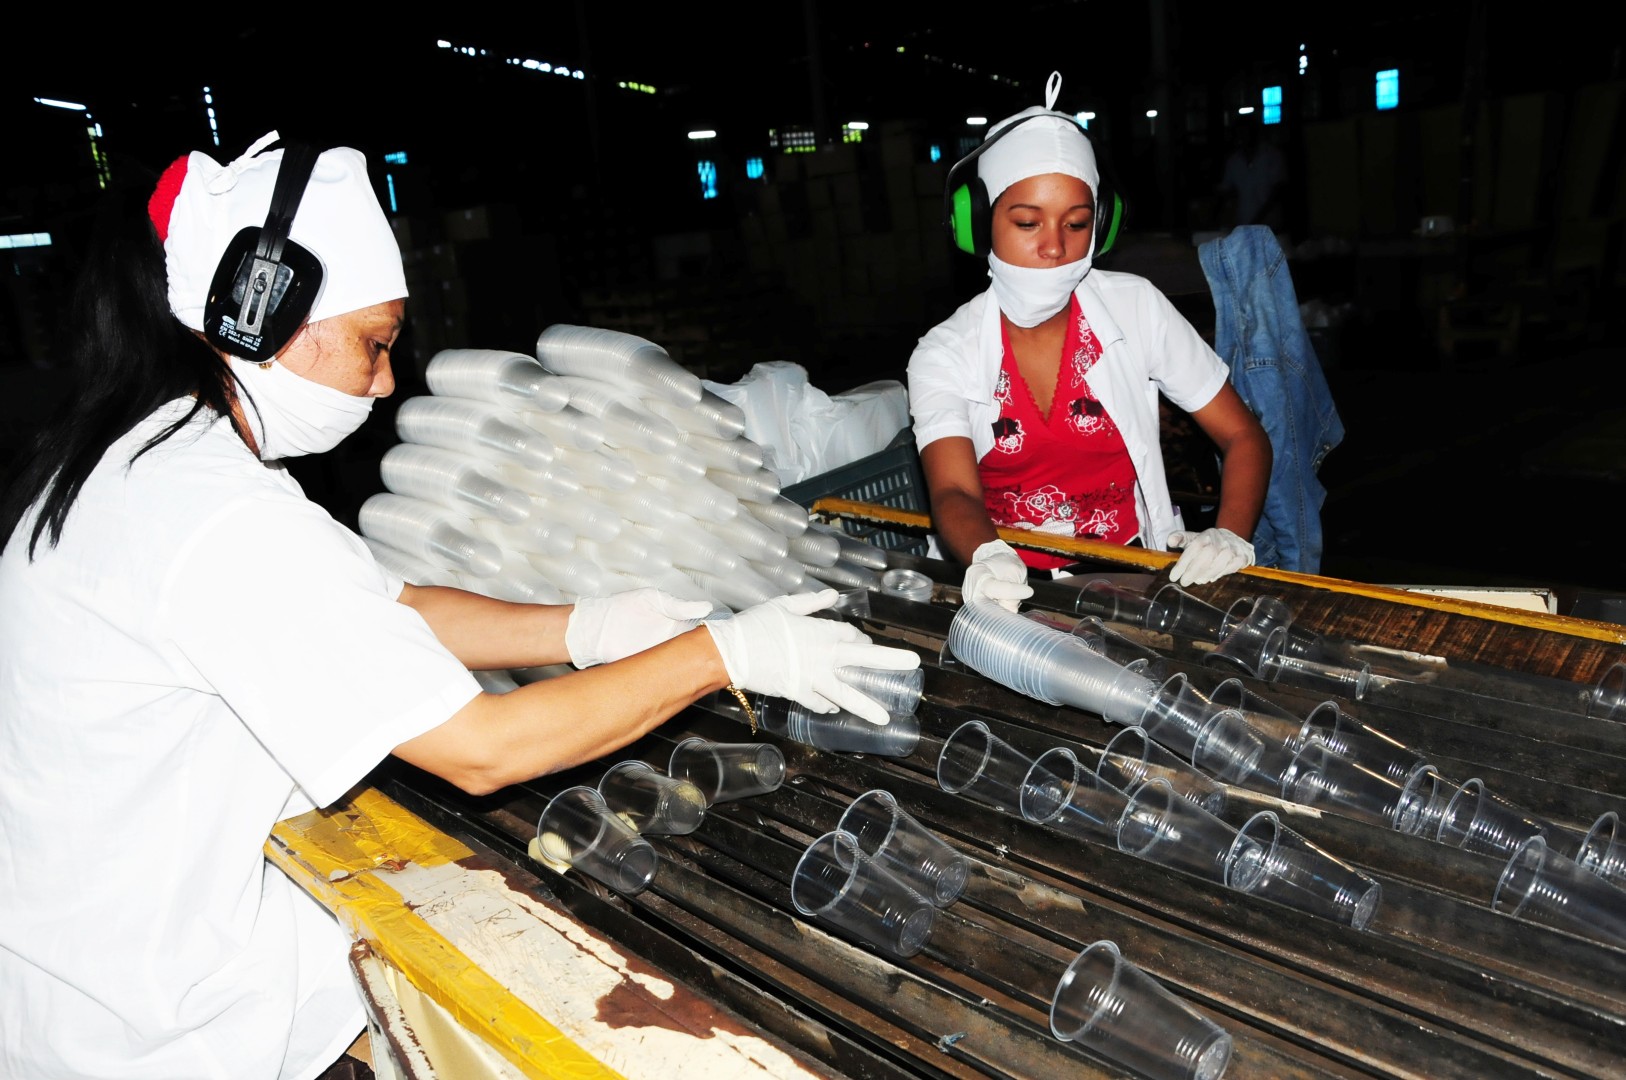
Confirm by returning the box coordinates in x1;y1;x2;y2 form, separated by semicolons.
838;790;970;907
936;720;1035;814
597;761;708;836
1117;778;1242;886
667;738;786;804
1096;726;1228;815
791;831;938;958
533;786;660;895
1493;836;1626;947
1020;748;1131;845
1225;810;1383;930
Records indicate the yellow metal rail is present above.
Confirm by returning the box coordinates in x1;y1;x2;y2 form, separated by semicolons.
810;497;1626;646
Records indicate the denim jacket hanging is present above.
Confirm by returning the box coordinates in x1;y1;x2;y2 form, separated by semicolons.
1199;226;1344;573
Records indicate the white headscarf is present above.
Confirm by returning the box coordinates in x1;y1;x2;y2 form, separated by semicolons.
150;131;407;333
979;73;1102;326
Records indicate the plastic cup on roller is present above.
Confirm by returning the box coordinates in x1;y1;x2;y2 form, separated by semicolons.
1494;835;1626;947
936;719;1035;814
1578;811;1626;888
1224;810;1383;930
533;786;659;895
1049;940;1233;1080
1116;778;1241;886
838;790;970;907
597;761;707;836
667;738;786;804
791;830;938;958
1096;726;1227;815
1020;747;1130;844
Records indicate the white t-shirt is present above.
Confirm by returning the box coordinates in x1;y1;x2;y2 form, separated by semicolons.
907;268;1228;551
0;399;483;1079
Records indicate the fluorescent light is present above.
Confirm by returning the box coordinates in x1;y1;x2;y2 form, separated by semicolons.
1145;110;1158;119
688;130;717;140
967;116;987;126
846;121;869;130
34;97;86;111
1238;106;1255;115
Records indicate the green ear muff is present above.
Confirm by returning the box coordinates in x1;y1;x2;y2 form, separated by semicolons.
1095;190;1125;258
948;182;979;255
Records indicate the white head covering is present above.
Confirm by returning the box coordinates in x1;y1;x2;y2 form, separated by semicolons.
151;131;407;334
977;72;1099;208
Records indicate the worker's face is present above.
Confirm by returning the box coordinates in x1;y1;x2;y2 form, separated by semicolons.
275;299;405;397
989;173;1095;269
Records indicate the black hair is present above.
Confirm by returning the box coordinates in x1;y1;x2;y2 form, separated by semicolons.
0;180;246;558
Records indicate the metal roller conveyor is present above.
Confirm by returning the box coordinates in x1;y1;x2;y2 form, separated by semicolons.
313;522;1626;1079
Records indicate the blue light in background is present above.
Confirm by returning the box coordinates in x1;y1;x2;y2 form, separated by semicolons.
1262;86;1282;125
746;156;764;179
1376;69;1399;110
698;160;717;199
929;144;941;163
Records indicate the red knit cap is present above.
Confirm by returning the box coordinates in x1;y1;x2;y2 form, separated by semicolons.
148;155;190;244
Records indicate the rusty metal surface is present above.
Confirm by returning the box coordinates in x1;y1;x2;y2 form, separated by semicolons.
379;559;1626;1079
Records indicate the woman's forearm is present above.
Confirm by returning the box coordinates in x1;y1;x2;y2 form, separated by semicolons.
1213;427;1272;540
399;584;573;669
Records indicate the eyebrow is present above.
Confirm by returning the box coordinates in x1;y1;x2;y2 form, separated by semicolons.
1003;202;1094;212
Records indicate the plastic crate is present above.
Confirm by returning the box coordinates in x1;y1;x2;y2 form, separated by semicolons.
781;429;930;554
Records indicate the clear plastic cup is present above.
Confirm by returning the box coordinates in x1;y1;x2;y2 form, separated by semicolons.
838;790;970;907
1148;583;1228;640
1393;767;1458;838
597;761;707;836
679;429;765;473
1259;628;1373;700
546;373;683;454
689;567;781;612
698;512;787;562
1494;836;1626;947
1578;811;1626;888
749;555;808;594
1116;778;1241;886
1586;661;1626;721
424;348;570;413
470;555;568;605
1020;748;1131;844
880;568;935;604
1277;741;1413;830
519;404;606;452
755;697;921;757
1297;701;1431;787
791;831;938;958
667;738;786;803
1140;675;1269;783
617;444;706;483
554;446;638;492
646;390;747;440
469;515;576;559
494;458;585;501
1095;726;1228;816
1225;811;1383;930
648;474;740;524
1205;678;1307;746
526;551;604;597
380;442;534;524
835;664;925;718
1077;579;1165;628
1071;615;1167;668
806;560;882;592
533;786;660;895
1049;940;1233;1080
937;720;1036;813
1437;778;1573;857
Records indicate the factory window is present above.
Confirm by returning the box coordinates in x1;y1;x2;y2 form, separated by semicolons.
697;160;717;200
769;127;817;154
745;157;764;179
0;232;53;249
1375;69;1399;111
1262;86;1282;125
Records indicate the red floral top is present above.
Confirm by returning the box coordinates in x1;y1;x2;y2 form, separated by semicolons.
978;296;1139;570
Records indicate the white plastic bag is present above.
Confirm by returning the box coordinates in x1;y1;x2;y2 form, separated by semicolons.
702;362;910;485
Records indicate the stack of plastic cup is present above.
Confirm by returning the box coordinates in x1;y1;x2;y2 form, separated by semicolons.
379;443;534;525
1020;748;1131;844
535;324;703;407
788;530;843;568
358;494;503;579
808;523;889;571
1070;615;1169;669
533;786;660;895
424;348;571;413
363;536;462;588
1138;673;1269;785
880;569;934;604
835;664;925;718
645;389;748;440
1049;941;1233;1080
1225;811;1383;930
791;831;938;958
395;396;556;471
837;790;970;908
947;601;1157;722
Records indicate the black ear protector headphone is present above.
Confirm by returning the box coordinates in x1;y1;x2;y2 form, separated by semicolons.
203;141;324;362
943;114;1125;259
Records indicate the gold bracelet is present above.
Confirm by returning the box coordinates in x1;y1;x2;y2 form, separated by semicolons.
724;684;758;734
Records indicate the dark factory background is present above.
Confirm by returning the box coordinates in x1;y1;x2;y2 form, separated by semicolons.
4;4;1626;603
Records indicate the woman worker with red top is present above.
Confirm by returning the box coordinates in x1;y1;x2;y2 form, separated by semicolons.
907;73;1272;610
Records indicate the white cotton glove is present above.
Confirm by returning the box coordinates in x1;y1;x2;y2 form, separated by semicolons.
705;589;921;725
565;588;717;668
1167;527;1256;587
961;539;1034;612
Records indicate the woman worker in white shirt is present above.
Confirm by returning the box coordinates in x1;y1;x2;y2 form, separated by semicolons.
908;73;1272;610
0;133;916;1079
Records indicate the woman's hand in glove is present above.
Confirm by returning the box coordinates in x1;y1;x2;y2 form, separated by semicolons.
1166;527;1255;586
704;589;920;725
961;539;1033;612
566;588;717;668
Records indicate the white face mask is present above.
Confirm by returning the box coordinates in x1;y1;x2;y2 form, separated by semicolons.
987;251;1092;328
226;355;374;460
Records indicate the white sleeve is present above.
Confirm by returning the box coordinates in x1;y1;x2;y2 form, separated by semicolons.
907;341;977;452
1143;284;1229;413
157;493;482;807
